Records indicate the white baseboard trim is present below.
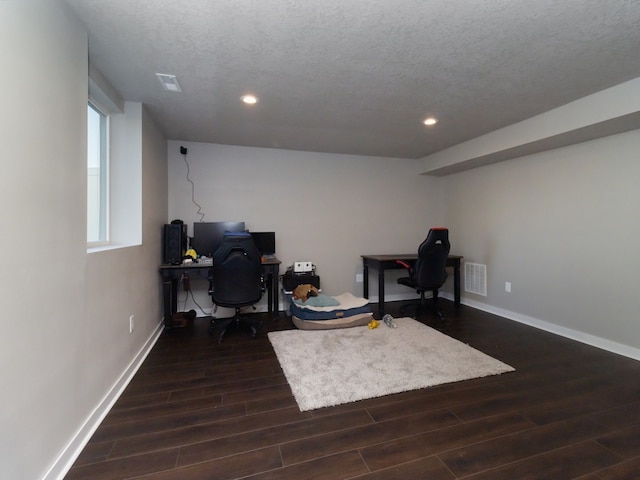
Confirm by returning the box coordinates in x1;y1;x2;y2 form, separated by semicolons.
42;321;165;480
215;290;640;361
453;294;640;362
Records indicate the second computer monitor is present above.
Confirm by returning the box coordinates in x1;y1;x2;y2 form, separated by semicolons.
250;232;276;256
192;221;245;257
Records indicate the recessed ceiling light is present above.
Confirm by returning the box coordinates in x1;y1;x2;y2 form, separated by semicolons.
156;73;182;92
423;117;438;126
241;94;258;105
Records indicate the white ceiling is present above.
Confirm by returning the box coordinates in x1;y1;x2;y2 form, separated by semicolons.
64;0;640;159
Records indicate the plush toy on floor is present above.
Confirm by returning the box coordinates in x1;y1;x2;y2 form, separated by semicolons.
171;309;196;328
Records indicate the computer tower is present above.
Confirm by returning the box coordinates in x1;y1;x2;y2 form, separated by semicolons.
163;223;187;265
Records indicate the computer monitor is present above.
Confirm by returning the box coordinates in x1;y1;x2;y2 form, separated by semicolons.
192;221;245;257
250;232;276;256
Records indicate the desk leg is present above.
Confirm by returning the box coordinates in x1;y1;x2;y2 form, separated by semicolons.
453;259;461;307
363;263;369;298
378;268;386;315
267;272;279;317
272;279;279;316
266;274;273;315
162;278;178;329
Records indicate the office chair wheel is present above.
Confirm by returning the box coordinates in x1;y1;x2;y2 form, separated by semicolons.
250;320;264;339
399;304;417;319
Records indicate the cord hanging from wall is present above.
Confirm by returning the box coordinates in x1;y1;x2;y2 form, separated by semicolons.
180;146;205;222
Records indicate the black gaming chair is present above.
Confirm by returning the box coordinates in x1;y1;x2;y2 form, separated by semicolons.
208;233;264;343
396;228;451;320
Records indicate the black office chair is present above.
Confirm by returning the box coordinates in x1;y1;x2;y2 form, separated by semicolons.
208;233;264;343
396;228;451;320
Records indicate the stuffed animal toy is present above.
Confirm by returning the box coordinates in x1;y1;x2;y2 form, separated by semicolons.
292;283;319;302
171;309;196;328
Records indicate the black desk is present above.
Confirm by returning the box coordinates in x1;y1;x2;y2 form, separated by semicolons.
159;258;281;329
361;254;463;314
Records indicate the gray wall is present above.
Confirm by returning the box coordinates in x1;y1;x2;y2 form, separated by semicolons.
442;130;640;356
0;2;168;479
167;141;445;314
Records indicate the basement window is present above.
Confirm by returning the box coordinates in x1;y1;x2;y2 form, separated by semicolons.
87;101;109;245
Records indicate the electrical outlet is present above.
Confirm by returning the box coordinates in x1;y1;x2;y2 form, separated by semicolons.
129;315;135;333
505;282;511;293
294;261;313;272
356;273;363;283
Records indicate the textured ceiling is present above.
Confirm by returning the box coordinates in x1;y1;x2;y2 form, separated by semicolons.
64;0;640;159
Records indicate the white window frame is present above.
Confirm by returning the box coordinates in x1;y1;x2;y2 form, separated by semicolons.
87;65;142;253
87;101;110;246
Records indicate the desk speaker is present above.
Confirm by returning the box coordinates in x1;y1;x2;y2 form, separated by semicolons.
163;223;187;265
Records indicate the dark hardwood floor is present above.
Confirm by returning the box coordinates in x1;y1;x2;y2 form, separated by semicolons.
66;301;640;479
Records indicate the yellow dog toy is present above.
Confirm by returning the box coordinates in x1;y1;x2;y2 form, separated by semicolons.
368;319;380;329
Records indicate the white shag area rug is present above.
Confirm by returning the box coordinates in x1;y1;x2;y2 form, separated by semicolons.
268;317;514;411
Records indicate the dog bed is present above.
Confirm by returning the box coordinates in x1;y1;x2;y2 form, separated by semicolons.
290;292;373;330
292;312;374;330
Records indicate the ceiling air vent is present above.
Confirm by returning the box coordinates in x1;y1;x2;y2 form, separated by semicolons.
464;263;487;296
156;73;182;92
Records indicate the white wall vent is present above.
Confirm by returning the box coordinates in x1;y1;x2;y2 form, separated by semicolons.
464;263;487;296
